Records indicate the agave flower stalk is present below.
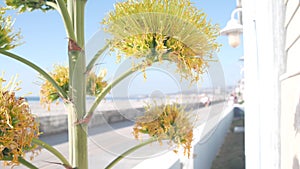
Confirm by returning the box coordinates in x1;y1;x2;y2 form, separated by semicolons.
1;156;38;169
105;138;156;169
2;0;89;167
0;0;220;168
0;50;68;100
31;138;71;168
66;1;88;167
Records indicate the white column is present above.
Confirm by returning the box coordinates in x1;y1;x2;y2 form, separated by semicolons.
242;0;283;168
242;0;261;168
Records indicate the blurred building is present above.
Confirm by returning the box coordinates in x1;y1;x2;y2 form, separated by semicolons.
224;0;300;168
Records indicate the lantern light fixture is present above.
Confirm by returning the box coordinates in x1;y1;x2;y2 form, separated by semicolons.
220;8;243;48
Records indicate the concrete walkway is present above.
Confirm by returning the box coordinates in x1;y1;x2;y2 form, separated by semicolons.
1;102;226;169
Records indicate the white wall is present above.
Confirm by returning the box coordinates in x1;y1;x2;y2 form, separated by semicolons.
242;0;284;168
280;0;300;168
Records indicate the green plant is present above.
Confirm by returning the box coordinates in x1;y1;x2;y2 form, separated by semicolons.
0;0;220;168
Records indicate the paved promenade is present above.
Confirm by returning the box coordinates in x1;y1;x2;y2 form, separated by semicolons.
1;102;226;169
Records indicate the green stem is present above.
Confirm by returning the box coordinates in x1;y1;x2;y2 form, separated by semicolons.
66;0;75;165
1;156;38;169
74;0;86;47
69;1;88;168
0;50;68;99
18;157;39;169
105;138;156;169
32;138;71;168
66;100;75;165
86;42;110;73
85;64;143;120
67;0;74;27
55;0;76;40
68;51;87;168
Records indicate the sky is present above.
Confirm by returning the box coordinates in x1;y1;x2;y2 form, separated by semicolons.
0;0;244;97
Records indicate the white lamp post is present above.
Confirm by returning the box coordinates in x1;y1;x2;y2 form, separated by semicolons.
220;8;243;48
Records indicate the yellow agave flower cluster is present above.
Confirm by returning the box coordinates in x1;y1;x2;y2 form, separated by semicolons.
0;7;21;50
0;75;39;166
133;103;194;157
86;69;108;96
40;65;68;109
102;0;220;82
40;65;107;109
